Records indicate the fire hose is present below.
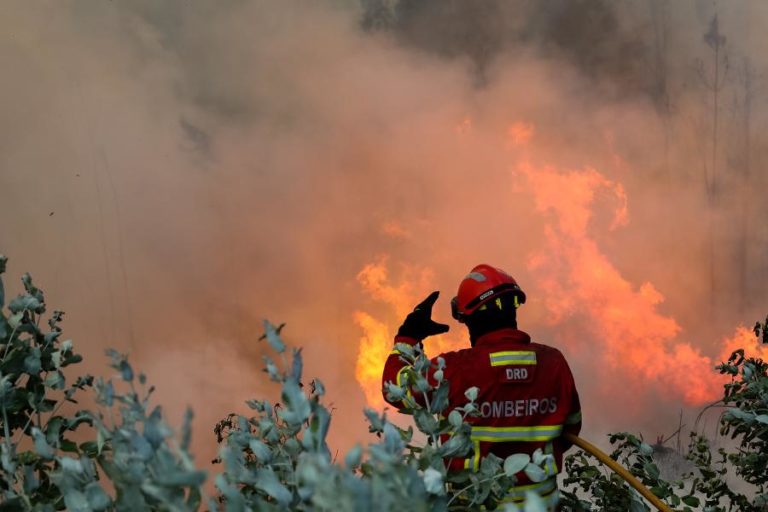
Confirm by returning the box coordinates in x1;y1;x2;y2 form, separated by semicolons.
563;433;673;512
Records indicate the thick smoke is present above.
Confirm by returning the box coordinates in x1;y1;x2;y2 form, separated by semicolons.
1;0;767;468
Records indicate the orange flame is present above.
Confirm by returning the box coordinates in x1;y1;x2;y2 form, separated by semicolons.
354;121;767;410
353;257;427;410
353;311;390;410
520;162;768;405
719;326;768;364
354;256;462;409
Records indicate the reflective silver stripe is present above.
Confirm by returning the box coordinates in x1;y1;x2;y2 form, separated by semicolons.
489;351;537;367
565;410;582;425
470;425;563;442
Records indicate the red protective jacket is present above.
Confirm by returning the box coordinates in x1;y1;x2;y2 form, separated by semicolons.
382;328;581;489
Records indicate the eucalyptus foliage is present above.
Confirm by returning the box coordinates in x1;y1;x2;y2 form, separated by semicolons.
0;256;206;511
0;257;549;511
0;254;97;510
6;253;765;511
212;325;551;511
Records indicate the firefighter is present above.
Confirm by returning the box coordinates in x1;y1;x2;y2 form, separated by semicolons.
381;264;581;510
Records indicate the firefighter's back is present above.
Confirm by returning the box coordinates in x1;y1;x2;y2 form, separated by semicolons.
442;328;579;510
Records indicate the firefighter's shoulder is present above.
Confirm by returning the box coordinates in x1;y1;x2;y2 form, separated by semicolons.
528;341;569;364
432;346;477;370
435;346;474;362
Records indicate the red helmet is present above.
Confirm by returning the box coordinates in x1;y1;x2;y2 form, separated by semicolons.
451;264;526;323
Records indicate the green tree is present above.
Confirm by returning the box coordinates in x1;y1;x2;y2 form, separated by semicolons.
561;333;768;511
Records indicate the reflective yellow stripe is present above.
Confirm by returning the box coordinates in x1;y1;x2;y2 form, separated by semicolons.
470;425;563;442
565;410;582;425
489;351;537;366
503;489;560;511
490;351;537;358
395;366;406;387
543;441;559;476
463;439;482;471
395;366;416;408
390;348;401;355
501;477;558;503
545;457;558;476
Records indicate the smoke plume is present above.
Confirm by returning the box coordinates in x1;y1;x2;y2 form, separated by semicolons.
2;0;768;468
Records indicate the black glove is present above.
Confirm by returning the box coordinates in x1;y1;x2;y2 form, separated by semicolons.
396;291;450;341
